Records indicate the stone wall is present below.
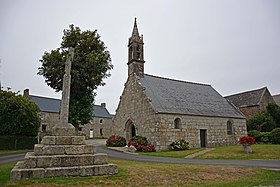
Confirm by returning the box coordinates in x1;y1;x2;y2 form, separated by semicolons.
113;74;247;151
82;117;113;138
113;74;156;141
150;114;247;150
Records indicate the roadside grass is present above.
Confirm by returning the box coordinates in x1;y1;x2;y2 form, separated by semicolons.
1;158;280;187
139;148;205;158
0;150;31;155
197;144;280;159
0;162;16;186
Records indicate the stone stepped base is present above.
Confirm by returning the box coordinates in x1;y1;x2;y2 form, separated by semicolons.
11;134;118;181
20;152;108;168
11;163;117;180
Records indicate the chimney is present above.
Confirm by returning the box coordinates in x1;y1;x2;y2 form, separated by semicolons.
101;103;106;108
23;89;29;97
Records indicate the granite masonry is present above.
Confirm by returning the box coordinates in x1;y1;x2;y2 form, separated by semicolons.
113;18;247;151
11;48;117;180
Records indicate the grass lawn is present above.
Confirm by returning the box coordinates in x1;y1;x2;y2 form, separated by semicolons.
1;158;280;187
140;148;205;158
197;144;280;160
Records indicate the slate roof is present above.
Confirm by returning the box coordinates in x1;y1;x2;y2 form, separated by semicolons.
30;95;61;113
29;95;111;118
139;74;244;118
273;94;280;106
225;87;267;108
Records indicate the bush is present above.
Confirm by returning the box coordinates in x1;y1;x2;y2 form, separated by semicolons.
259;132;271;143
128;136;155;152
0;90;40;136
270;128;280;144
106;135;126;147
170;139;189;151
0;136;37;150
248;130;271;143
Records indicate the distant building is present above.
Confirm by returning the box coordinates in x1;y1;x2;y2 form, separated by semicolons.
23;89;112;139
273;94;280;107
225;87;275;118
113;19;246;151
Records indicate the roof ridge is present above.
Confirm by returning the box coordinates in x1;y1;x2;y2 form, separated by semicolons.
225;86;267;98
30;95;61;101
143;74;210;86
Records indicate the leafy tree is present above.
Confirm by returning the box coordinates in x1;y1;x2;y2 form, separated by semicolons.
38;25;113;132
266;103;280;128
246;103;280;132
0;90;40;136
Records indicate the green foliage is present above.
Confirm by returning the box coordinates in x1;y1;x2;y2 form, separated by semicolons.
38;24;113;129
270;128;280;144
0;90;40;136
106;135;126;147
246;112;276;132
267;103;280;127
0;136;37;150
246;103;280;132
170;139;189;151
248;130;271;143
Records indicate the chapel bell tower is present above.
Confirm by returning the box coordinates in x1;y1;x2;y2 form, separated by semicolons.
128;18;145;77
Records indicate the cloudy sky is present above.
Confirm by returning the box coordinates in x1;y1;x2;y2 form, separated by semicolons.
0;0;279;114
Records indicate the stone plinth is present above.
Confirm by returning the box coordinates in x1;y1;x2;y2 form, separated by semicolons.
11;134;117;180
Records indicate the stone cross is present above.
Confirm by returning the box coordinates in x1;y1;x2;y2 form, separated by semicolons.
60;47;74;125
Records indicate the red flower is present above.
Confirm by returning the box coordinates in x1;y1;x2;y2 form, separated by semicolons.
239;136;255;145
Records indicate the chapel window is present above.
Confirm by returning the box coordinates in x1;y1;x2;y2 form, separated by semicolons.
174;118;181;129
227;120;233;135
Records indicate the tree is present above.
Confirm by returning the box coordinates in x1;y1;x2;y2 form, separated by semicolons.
0;90;40;136
246;103;280;132
38;25;113;132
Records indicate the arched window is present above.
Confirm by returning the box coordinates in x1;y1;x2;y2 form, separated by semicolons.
174;118;181;129
227;120;233;135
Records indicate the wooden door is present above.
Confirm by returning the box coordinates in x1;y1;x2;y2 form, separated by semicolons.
200;129;207;148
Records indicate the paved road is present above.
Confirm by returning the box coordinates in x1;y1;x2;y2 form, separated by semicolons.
96;146;280;170
0;153;26;164
1;142;280;170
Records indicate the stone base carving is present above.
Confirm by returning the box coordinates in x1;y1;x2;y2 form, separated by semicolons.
11;135;117;180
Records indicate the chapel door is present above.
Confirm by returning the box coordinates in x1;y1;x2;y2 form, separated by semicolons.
200;129;207;148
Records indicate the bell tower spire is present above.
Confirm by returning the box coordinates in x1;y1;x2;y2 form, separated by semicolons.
128;18;145;77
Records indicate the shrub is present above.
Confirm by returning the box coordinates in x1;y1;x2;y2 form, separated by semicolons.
170;139;189;151
0;90;40;136
106;135;126;147
239;136;255;145
248;130;271;143
270;128;280;144
128;136;155;152
0;135;37;150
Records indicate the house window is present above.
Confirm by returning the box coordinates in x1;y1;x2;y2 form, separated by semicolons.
79;127;83;131
100;128;103;136
174;118;181;129
227;120;233;135
100;119;103;124
42;124;47;132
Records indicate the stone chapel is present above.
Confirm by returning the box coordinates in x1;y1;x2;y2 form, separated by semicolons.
113;18;247;151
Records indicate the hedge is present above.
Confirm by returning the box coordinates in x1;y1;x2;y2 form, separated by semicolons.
0;135;38;150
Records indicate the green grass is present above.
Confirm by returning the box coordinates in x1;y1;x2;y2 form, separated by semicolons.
139;148;205;158
1;158;280;187
197;144;280;159
0;150;31;155
0;162;16;186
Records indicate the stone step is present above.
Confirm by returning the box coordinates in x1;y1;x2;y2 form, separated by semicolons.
41;136;85;145
34;144;95;155
11;163;118;180
21;152;108;168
